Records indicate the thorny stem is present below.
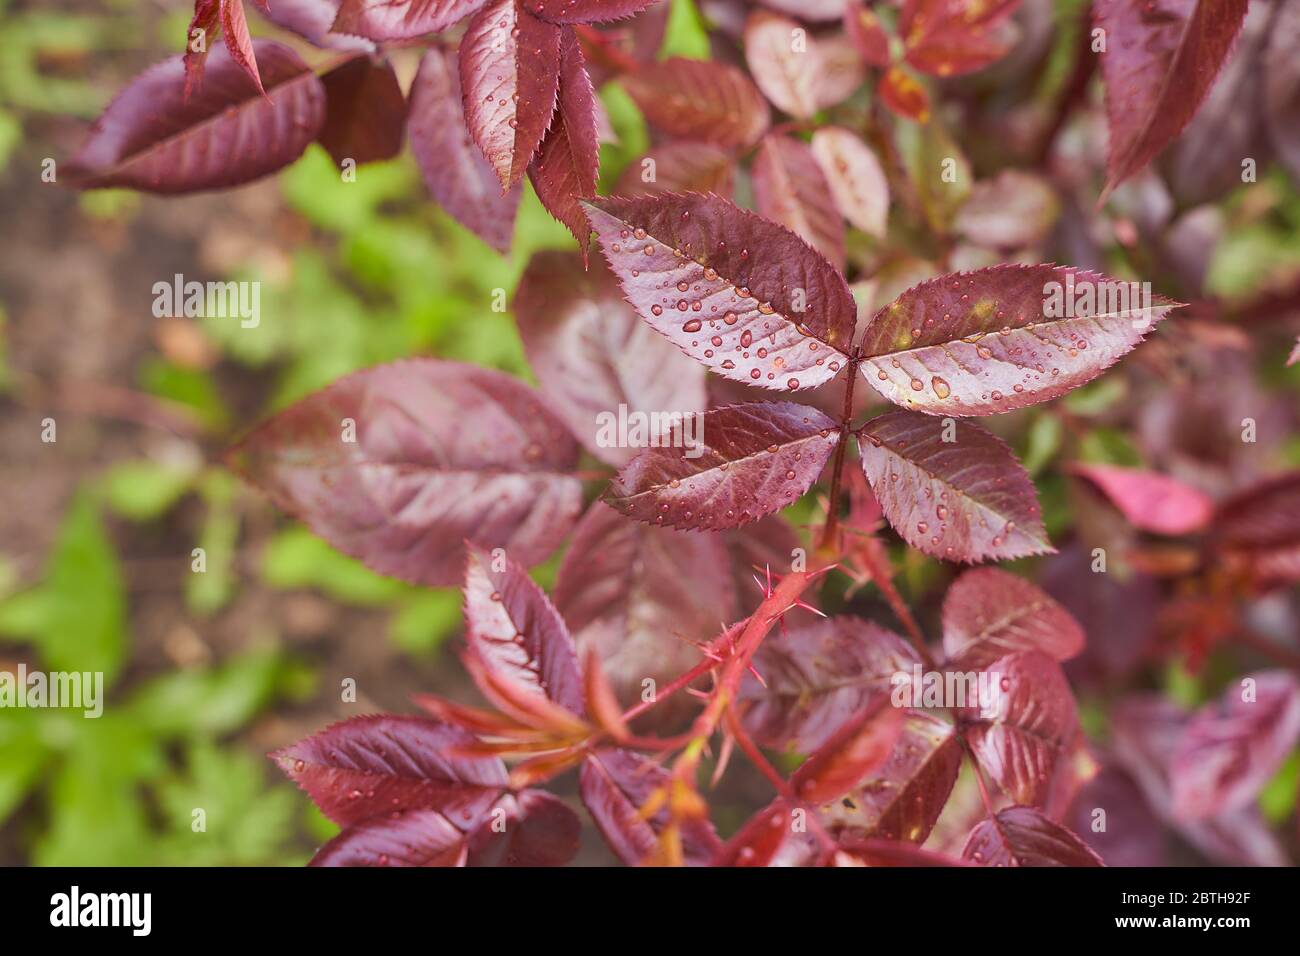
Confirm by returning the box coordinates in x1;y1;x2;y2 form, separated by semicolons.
818;353;863;552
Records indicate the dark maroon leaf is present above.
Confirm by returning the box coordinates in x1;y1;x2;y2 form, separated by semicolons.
317;55;407;167
311;810;467;866
229;359;581;586
331;0;490;40
1069;463;1214;536
752;134;846;271
580;749;722;866
272;715;507;829
515;250;707;466
607;402;839;531
857;265;1180;416
741;616;921;752
464;543;585;716
791;699;904;804
620;57;770;149
67;40;325;193
408;47;522;253
963;806;1103;867
941;567;1085;669
260;0;375;51
961;652;1079;807
810;126;889;239
584;192;857;390
817;711;963;845
524;0;660;23
466;790;581;866
857;410;1051;563
554;503;737;717
527;28;599;249
1096;0;1250;194
460;0;562;189
1170;671;1300;820
1067;763;1169;867
614;141;736;197
1211;472;1300;582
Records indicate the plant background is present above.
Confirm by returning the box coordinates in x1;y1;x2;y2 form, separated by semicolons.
0;0;1298;866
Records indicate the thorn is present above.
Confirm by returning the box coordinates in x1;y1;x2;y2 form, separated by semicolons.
711;733;736;788
791;599;828;618
686;687;711;700
747;663;767;688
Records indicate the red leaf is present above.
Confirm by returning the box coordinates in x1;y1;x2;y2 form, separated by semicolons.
614;141;736;197
816;711;963;844
67;41;325;193
620;58;770;149
311;810;468;867
744;11;864;119
1096;0;1250;194
317;55;407;167
1170;671;1300;820
756;0;848;23
463;545;585;720
941;568;1085;669
524;0;660;24
791;699;904;804
963;806;1103;867
810;126;889;239
901;0;1021;78
229;359;581;586
858;410;1051;563
220;0;264;95
260;0;376;51
580;749;722;866
1069;463;1214;536
515;250;707;466
408;47;522;253
555;502;737;717
858;265;1181;416
184;0;221;95
961;652;1079;807
752;135;846;272
1210;472;1300;583
878;66;930;123
331;0;490;40
607;402;840;531
834;838;967;867
584;192;857;390
460;0;562;189
953;170;1060;250
844;2;892;69
713;800;824;867
742;616;921;752
527;28;600;249
466;790;581;866
271;715;507;829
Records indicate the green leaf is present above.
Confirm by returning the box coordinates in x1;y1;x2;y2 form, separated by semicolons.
262;527;407;606
102;459;198;521
389;590;461;654
661;0;710;61
186;471;239;616
1259;752;1300;825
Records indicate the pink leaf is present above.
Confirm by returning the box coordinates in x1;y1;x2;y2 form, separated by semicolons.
614;141;736;197
744;11;864;119
331;0;490;40
953;170;1060;250
858;410;1051;563
844;2;892;69
220;0;265;95
459;0;562;189
756;0;847;23
228;359;581;586
941;567;1085;669
259;0;375;52
408;46;522;253
901;0;1021;78
466;790;581;866
1069;462;1214;536
271;715;507;829
1096;0;1250;194
810;126;890;239
584;192;857;390
791;699;904;804
963;806;1103;867
523;0;660;24
311;810;468;867
606;402;840;531
183;0;221;95
67;40;325;193
580;749;722;866
752;134;847;271
1290;337;1300;367
317;55;407;167
857;265;1181;416
620;57;770;149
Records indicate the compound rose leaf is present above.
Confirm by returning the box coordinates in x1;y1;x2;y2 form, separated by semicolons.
515;250;707;466
1096;0;1250;194
408;47;522;253
858;410;1051;563
615;141;736;197
311;810;468;867
67;40;325;193
1069;463;1214;536
606;402;840;532
941;567;1085;669
858;265;1181;416
317;55;408;167
229;359;581;586
1170;671;1300;820
466;790;581;866
963;806;1103;867
271;715;507;829
331;0;490;40
580;749;722;866
752;134;847;271
524;0;660;24
810;126;889;239
620;57;770;149
584;192;857;390
460;0;562;189
791;699;904;804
